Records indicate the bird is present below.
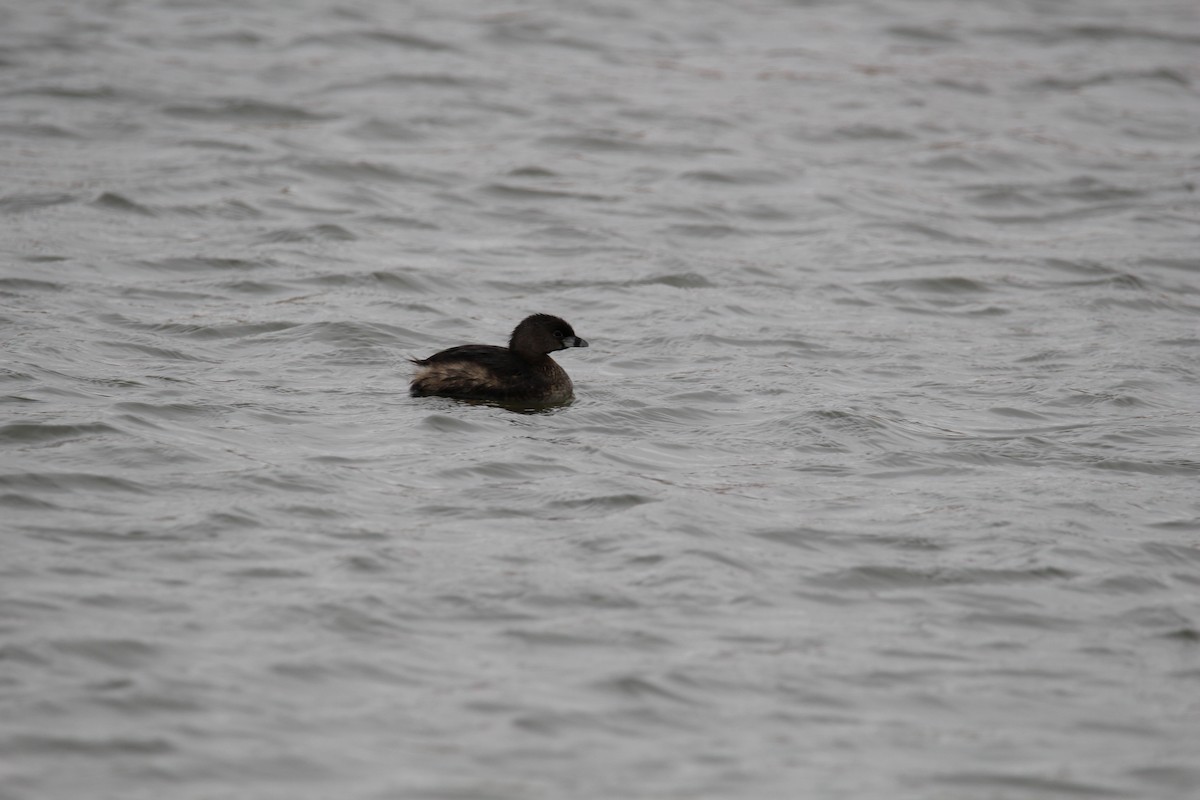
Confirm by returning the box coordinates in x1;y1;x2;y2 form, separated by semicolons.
410;314;588;405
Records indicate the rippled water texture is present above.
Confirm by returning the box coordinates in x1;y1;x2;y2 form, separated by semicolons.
3;0;1199;798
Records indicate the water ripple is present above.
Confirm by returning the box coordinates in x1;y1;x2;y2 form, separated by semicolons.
3;1;1197;798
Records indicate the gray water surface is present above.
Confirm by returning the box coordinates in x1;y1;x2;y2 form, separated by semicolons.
3;1;1200;798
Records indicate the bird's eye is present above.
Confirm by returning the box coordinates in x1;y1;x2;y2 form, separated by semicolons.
553;330;564;338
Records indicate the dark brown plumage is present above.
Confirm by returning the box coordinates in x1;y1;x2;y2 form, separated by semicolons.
409;314;588;405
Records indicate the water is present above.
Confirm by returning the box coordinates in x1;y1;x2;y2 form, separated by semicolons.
3;0;1199;797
